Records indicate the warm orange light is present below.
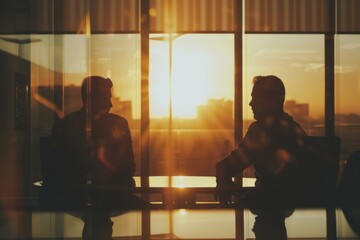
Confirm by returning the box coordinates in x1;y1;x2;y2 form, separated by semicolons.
172;176;186;188
149;35;213;118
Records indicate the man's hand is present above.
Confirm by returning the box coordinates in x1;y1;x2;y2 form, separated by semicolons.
214;190;232;205
214;181;238;205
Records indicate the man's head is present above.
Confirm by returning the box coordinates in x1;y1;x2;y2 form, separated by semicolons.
249;75;285;121
81;76;113;117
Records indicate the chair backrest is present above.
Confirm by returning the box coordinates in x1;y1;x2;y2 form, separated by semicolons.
337;151;360;236
303;136;341;198
338;151;360;197
39;136;60;188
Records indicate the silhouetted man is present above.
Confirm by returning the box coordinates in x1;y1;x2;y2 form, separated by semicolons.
215;75;307;240
49;76;136;239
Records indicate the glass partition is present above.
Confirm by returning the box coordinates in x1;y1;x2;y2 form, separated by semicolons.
243;34;325;136
149;34;234;178
30;34;142;181
1;0;360;239
335;35;360;159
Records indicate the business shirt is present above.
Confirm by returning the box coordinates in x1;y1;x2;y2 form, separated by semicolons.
216;112;307;192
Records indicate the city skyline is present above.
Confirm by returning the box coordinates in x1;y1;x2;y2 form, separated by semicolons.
36;85;360;127
3;34;359;119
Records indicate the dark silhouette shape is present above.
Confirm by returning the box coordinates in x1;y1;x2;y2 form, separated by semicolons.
338;151;360;236
215;75;307;240
40;76;140;240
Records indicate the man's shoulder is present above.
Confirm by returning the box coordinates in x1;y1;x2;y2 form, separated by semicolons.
105;112;127;121
102;113;129;126
282;112;306;134
60;109;84;127
51;109;83;134
247;120;261;131
246;114;306;137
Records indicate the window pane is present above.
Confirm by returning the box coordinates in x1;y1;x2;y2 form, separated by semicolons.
244;34;325;136
149;34;234;178
30;34;142;181
335;35;360;159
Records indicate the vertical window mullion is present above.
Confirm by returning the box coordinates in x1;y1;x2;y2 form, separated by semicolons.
325;0;335;138
141;0;151;238
234;0;244;240
325;1;336;239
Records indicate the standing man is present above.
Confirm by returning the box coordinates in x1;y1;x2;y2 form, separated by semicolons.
215;75;307;240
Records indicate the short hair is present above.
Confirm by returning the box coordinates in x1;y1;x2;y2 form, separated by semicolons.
81;76;113;103
252;75;285;103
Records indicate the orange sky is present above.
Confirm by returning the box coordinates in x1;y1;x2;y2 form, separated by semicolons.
2;33;358;119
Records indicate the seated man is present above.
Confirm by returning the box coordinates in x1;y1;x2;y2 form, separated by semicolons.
215;75;307;240
48;76;136;240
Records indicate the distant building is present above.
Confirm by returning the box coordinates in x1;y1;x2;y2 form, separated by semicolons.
35;85;133;126
284;100;309;121
111;97;133;121
197;99;233;129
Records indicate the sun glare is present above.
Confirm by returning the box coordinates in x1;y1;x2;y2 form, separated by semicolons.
150;34;217;118
171;50;211;118
149;40;171;118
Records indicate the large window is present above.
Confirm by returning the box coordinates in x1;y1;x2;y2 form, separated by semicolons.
1;0;360;239
30;34;142;180
244;34;325;135
335;35;360;158
149;34;234;178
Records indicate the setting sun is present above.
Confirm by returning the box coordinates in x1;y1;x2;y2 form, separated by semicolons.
149;34;234;119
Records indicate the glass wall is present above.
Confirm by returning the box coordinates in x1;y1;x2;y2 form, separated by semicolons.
30;34;142;181
243;34;325;135
0;0;359;239
149;34;234;178
335;35;360;158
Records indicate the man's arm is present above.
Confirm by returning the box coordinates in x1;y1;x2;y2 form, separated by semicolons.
216;147;251;184
215;147;251;204
113;118;136;186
